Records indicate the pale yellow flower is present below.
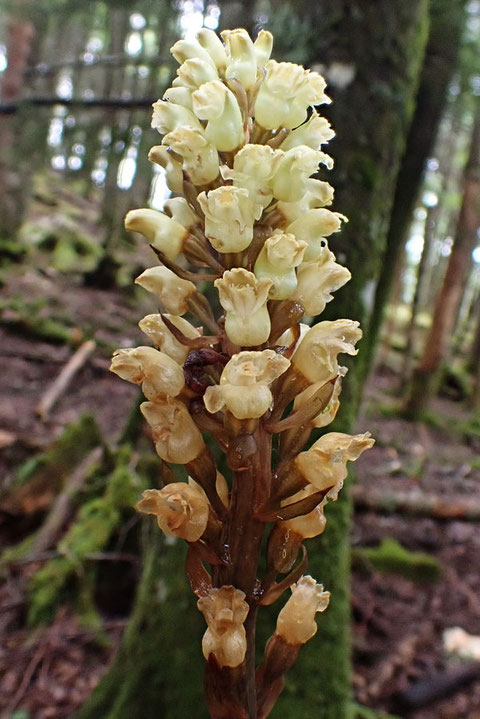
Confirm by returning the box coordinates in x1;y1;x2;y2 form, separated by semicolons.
151;100;203;135
192;81;244;151
295;431;374;498
222;28;258;89
291;320;362;384
138;314;200;365
141;398;205;464
198;186;259;252
280;111;335;151
110;346;185;400
148;145;184;194
292;247;351;316
276;576;330;645
276;179;335;223
215;269;272;346
124;208;188;261
170;37;218;68
196;28;228;72
197;586;249;668
135;266;196;315
271;146;328;203
293;375;343;429
254;229;307;300
253;29;273;67
176;57;219;89
286;209;346;262
255;60;330;130
137;481;209;541
220;143;282;209
204;350;290;419
163;126;219;185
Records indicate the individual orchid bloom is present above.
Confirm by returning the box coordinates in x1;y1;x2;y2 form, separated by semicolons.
151;100;203;135
148;145;184;194
254;60;330;130
291;320;363;384
198;186;260;253
293;374;343;429
276;576;330;645
141;398;205;464
277;179;335;223
280;111;335;152
295;431;374;498
280;486;328;540
220;143;283;209
124;208;188;261
138;313;201;365
135;266;196;315
286;209;346;262
110;346;185;401
163;85;193;110
137;480;210;542
192;80;244;151
222;28;258;89
170;37;218;68
204;349;290;419
164;197;198;232
197;586;249;668
176;57;219;89
254;229;307;300
163;126;220;185
196;28;228;73
215;269;272;346
292;250;352;316
270;146;329;203
253;29;273;67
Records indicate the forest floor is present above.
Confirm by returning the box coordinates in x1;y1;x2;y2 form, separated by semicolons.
1;267;480;719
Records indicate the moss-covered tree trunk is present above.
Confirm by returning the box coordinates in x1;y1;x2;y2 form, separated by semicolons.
78;4;429;719
270;3;430;717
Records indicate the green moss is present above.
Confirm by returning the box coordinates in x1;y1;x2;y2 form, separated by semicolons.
27;448;143;626
352;704;401;719
353;538;442;583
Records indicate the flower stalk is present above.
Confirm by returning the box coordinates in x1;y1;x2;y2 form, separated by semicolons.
111;26;373;719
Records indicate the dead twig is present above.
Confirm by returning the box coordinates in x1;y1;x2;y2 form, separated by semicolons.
36;340;96;420
353;485;480;521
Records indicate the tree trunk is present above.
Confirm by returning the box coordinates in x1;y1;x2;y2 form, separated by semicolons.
406;105;480;418
360;0;466;378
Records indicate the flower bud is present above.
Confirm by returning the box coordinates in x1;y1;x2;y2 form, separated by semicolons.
222;28;257;89
148;145;184;194
152;100;203;135
197;586;249;668
204;350;290;419
198;186;259;253
163;85;193;109
292;251;351;316
176;57;219;89
220;143;282;209
255;60;330;130
253;29;273;67
137;481;209;541
277;179;335;223
135;266;196;315
110;346;185;400
163;127;219;185
271;146;326;203
192;81;244;151
141;398;205;464
125;208;188;261
254;230;307;300
215;269;272;346
196;28;228;72
280;111;335;152
286;209;345;262
164;197;198;231
138;313;200;365
276;576;330;645
291;320;362;384
295;431;374;498
170;38;217;68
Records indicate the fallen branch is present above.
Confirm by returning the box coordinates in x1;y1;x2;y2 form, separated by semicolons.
31;446;103;554
353;485;480;521
36;340;96;419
